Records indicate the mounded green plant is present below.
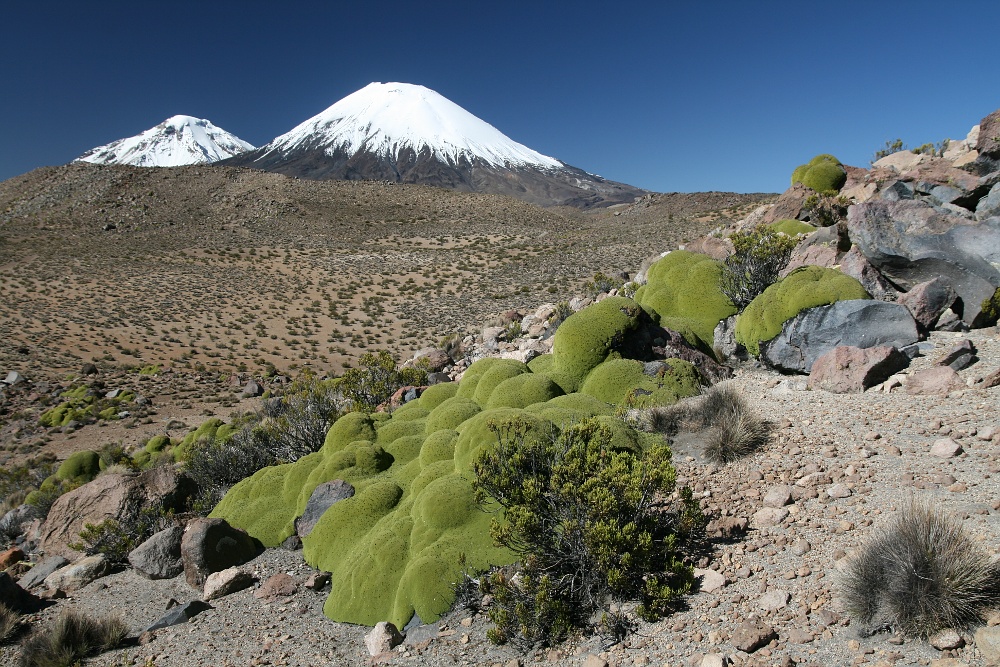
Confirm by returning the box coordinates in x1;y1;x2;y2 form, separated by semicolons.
633;250;736;353
719;227;798;312
767;218;815;237
473;417;702;646
839;502;1000;638
791;154;847;194
18;609;128;667
54;451;100;484
734;266;870;356
579;358;700;408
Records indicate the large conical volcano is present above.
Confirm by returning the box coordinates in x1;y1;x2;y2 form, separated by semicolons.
223;82;645;208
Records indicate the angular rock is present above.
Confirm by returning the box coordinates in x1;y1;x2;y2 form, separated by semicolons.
0;571;41;612
39;466;195;559
180;518;259;589
762;486;792;509
713;316;744;361
655;327;732;383
3;371;26;386
808;345;910;393
976;108;1000;158
694;568;726;593
129;525;184;580
730;621;776;653
752;507;788;528
700;655;726;667
145;600;212;632
0;546;25;570
781;243;838;276
44;554;111;592
0;504;37;542
847;200;1000;326
295;480;355;538
935;339;978;371
203;567;256;601
410;347;451;371
827;483;853;498
930;438;963;458
253;572;296;599
977;182;1000;220
242;380;263;398
761;182;813;224
838;246;898;302
906;367;966;396
365;621;404;656
761;300;919;374
303;571;330;591
18;555;69;589
898;277;959;330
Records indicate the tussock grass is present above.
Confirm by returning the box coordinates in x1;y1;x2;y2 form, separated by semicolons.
1;602;21;644
839;501;1000;638
642;381;771;463
19;609;128;667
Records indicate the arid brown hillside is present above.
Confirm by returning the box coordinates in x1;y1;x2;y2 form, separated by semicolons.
0;163;773;383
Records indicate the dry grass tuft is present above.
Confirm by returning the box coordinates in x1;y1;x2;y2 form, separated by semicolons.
1;602;21;644
19;609;128;667
839;501;1000;638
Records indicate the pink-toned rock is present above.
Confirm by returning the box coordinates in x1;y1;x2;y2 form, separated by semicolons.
762;486;792;508
694;568;726;593
365;621;403;656
752;507;788;528
839;246;897;301
203;567;256;601
684;236;731;261
930;438;963;458
976;108;1000;158
898;277;958;329
906;367;966;396
39;466;194;559
761;183;813;225
254;572;297;599
808;345;909;393
0;546;25;570
781;243;839;276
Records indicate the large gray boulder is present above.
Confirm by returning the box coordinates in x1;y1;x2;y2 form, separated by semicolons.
295;480;355;539
180;518;259;589
128;525;184;579
847;200;1000;326
760;300;919;374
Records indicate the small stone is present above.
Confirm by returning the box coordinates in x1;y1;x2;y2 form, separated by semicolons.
827;483;852;499
975;625;1000;662
365;622;403;656
254;573;297;600
763;486;792;508
700;655;726;667
582;655;608;667
695;568;726;593
203;567;256;601
786;628;814;643
791;539;811;556
930;438;963;458
731;621;776;653
759;589;790;611
752;507;789;528
928;628;964;650
303;572;330;591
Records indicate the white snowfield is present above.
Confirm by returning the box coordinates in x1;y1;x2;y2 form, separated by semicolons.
261;82;564;170
77;115;255;167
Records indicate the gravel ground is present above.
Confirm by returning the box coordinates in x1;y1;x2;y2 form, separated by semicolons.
4;328;999;667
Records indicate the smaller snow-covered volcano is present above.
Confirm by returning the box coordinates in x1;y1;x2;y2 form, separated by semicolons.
77;115;254;167
225;83;644;208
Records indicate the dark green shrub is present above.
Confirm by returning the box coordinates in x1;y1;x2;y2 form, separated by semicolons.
70;501;172;564
185;426;281;513
840;502;1000;638
584;271;624;297
719;227;798;312
872;138;907;164
337;350;428;413
19;609;128;667
473;417;702;646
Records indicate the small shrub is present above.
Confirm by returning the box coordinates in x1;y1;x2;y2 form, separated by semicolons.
501;320;522;342
185;426;280;513
839;501;1000;638
0;455;57;506
473;417;702;646
583;271;624;297
872;138;907;164
70;501;172;564
337;350;428;413
19;609;128;667
719;227;797;312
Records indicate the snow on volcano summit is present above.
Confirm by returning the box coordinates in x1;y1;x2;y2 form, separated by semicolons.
76;115;255;167
259;82;563;169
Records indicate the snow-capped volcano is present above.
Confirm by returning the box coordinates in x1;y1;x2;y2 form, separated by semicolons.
224;83;645;208
263;82;563;170
77;115;254;167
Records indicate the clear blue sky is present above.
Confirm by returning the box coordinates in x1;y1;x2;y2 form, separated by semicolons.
3;1;998;193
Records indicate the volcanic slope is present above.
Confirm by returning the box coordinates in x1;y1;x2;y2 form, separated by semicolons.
223;82;646;208
77;115;255;167
0;162;772;382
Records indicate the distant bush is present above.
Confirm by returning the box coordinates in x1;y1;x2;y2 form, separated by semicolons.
719;227;797;312
840;502;1000;638
337;350;427;413
473;417;702;646
872;138;907;164
583;271;625;297
0;454;57;509
19;609;128;667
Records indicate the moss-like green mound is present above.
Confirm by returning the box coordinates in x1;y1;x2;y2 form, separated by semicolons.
768;218;816;237
55;450;101;483
633;250;736;352
173;418;238;462
735;266;870;356
791;154;847;194
579;358;701;407
546;296;647;393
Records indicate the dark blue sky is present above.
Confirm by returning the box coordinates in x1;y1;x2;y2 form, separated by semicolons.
3;1;998;193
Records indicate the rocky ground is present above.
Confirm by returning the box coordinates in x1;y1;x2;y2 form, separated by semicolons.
3;326;998;667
